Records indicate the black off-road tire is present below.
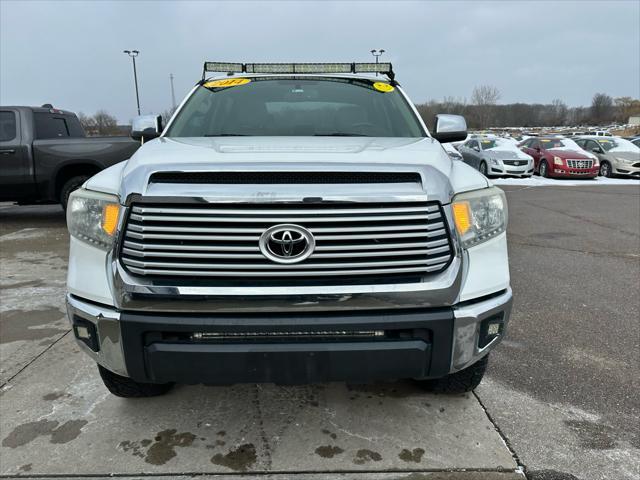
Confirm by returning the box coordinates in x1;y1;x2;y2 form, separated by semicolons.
98;365;173;398
539;160;549;178
421;354;489;394
60;175;90;211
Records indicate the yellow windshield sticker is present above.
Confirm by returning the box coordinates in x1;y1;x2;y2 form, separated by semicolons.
373;82;394;93
203;78;251;89
482;140;492;143
598;140;612;143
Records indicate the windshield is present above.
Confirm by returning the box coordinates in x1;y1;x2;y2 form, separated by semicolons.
166;77;425;137
596;138;640;153
540;138;581;150
479;139;498;150
480;138;518;150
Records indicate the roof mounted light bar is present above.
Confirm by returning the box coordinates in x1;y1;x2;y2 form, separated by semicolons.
203;62;395;81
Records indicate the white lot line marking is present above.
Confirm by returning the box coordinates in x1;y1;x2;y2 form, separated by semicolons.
492;177;640;187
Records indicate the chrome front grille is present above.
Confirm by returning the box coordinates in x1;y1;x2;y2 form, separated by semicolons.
502;160;528;166
566;159;593;169
120;201;453;280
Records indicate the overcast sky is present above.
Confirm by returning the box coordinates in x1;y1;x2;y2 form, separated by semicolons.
1;0;638;123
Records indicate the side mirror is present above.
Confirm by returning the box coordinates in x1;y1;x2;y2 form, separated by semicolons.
591;147;601;154
431;114;467;143
131;115;163;143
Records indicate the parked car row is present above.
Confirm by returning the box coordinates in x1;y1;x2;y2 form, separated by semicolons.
448;134;639;180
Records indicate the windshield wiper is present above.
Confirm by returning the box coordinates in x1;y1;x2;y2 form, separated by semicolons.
314;133;370;137
204;134;252;136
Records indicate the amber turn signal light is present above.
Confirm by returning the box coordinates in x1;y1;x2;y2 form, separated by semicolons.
452;201;472;236
101;203;120;236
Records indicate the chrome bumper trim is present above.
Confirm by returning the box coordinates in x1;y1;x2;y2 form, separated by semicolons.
450;287;513;372
68;286;512;379
66;295;127;376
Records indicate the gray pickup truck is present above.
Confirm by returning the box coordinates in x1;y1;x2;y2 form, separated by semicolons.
0;105;139;208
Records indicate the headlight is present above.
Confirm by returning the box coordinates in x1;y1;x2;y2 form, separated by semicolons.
67;189;121;251
452;187;507;249
617;157;634;165
553;156;563;166
490;158;500;166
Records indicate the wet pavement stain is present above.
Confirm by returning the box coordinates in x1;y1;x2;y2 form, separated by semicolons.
0;307;67;344
2;419;87;448
42;391;67;401
398;447;425;463
315;445;344;458
211;443;257;472
353;448;382;464
321;428;337;440
144;429;196;465
346;381;424;399
564;419;617;450
0;279;45;291
18;464;32;472
50;420;87;444
118;439;152;459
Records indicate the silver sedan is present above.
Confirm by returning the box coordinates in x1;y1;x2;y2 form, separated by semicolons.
457;137;534;177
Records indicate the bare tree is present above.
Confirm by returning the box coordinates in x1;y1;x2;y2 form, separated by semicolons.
591;93;613;125
440;96;467;115
77;110;120;136
77;112;96;133
471;85;501;128
614;96;640;123
161;107;177;127
548;99;568;126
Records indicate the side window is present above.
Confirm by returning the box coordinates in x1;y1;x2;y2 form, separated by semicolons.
0;111;17;142
587;140;600;152
34;113;70;139
530;139;539;149
64;115;86;137
470;141;479;150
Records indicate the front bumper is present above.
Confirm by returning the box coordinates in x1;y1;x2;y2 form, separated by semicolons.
66;287;512;384
550;166;599;178
490;163;533;177
612;162;640;177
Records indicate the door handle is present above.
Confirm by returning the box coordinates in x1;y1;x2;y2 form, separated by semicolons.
0;149;16;154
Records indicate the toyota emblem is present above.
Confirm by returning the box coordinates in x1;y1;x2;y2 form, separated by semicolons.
259;224;315;264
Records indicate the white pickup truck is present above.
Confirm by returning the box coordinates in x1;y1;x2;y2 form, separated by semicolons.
66;62;511;397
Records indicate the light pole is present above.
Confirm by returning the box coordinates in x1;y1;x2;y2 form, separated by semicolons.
169;73;177;110
123;50;141;116
370;49;385;76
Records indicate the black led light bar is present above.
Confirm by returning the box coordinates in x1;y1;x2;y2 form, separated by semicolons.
202;62;395;80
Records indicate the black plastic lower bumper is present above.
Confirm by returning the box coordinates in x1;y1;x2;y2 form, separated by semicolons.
120;309;454;385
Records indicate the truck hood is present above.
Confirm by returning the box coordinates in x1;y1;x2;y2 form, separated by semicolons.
89;137;490;204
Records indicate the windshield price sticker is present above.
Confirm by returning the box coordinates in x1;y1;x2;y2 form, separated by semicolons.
203;78;251;89
373;82;394;93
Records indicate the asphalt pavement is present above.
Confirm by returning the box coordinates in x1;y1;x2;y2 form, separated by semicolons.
0;183;638;480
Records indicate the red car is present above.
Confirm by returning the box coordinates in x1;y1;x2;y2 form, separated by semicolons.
519;137;599;179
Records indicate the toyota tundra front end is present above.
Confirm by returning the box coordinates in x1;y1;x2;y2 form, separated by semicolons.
66;62;512;397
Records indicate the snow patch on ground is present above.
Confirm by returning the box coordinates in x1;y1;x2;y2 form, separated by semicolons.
492;176;640;187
